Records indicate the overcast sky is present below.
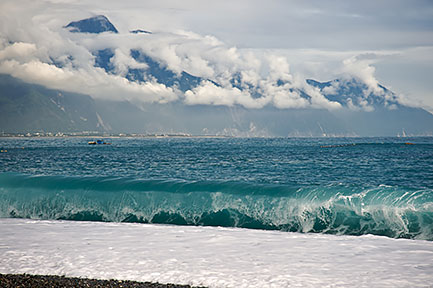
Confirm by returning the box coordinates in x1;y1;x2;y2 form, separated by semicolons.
1;0;432;111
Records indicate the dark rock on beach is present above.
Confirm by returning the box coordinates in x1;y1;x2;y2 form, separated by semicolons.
0;274;206;288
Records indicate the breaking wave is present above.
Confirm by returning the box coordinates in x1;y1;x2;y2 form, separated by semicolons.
1;173;432;240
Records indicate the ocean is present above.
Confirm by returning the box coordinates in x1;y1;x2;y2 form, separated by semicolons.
1;137;433;287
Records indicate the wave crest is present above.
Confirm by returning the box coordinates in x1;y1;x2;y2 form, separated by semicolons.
1;173;432;240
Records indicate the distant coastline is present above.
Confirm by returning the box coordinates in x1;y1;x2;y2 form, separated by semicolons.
1;132;433;138
0;132;232;138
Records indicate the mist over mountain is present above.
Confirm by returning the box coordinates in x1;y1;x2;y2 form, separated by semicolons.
1;15;433;136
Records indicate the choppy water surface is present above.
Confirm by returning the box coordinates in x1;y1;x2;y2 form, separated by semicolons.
1;137;432;239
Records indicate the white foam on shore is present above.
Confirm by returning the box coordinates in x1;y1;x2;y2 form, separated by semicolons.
1;219;433;287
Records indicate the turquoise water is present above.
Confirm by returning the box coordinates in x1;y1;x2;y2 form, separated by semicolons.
1;137;433;239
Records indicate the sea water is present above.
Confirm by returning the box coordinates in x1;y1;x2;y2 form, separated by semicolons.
1;137;433;287
1;137;432;239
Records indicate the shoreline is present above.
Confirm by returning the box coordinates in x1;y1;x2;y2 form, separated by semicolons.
0;274;205;288
2;134;433;139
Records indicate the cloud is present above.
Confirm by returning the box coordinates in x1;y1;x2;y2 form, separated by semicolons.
111;48;148;76
266;54;292;82
1;0;429;112
0;42;38;61
342;55;384;96
322;81;339;95
0;55;177;103
272;90;308;109
0;1;341;111
185;81;266;108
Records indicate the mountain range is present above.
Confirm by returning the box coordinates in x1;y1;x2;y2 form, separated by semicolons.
1;15;432;137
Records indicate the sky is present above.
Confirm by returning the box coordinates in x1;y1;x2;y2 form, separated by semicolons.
0;0;432;112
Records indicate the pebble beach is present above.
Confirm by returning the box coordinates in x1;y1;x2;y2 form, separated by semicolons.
0;274;202;288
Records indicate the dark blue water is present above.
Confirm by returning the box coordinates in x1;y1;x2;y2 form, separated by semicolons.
1;137;433;239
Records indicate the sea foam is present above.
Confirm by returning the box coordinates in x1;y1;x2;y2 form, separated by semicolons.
1;218;432;287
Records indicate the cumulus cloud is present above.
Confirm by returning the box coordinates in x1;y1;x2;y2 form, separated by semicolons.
0;42;38;62
111;48;148;76
322;81;339;95
183;51;342;110
1;0;406;112
184;81;261;108
342;55;384;96
272;90;308;109
266;55;292;82
0;57;178;103
339;52;410;111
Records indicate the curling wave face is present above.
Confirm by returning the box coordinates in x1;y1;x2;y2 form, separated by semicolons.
1;173;432;240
